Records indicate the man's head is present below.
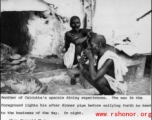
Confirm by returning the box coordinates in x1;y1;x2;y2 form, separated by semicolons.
90;35;106;55
70;16;81;31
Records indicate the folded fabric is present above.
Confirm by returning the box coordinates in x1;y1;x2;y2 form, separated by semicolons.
98;50;128;82
63;43;75;68
104;74;128;95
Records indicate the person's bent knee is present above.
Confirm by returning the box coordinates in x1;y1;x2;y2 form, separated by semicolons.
82;69;87;77
96;77;108;89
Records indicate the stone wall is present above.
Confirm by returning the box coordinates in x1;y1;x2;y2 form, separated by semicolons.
28;0;96;58
1;0;96;57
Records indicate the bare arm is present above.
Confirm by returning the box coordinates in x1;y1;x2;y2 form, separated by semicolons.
76;36;88;44
89;58;113;81
65;32;88;45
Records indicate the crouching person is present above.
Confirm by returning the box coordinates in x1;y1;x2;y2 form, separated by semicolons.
79;35;128;95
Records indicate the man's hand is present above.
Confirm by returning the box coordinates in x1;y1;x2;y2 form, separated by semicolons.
87;31;91;38
78;55;88;65
84;49;94;60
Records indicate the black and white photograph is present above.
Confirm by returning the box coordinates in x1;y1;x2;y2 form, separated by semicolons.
1;0;151;96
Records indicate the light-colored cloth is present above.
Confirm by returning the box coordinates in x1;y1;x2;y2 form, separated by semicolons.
63;43;75;68
98;50;128;94
104;74;128;95
98;50;128;82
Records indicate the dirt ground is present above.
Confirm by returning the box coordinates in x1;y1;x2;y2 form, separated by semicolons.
45;65;151;95
1;58;151;95
127;67;151;95
41;56;152;95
